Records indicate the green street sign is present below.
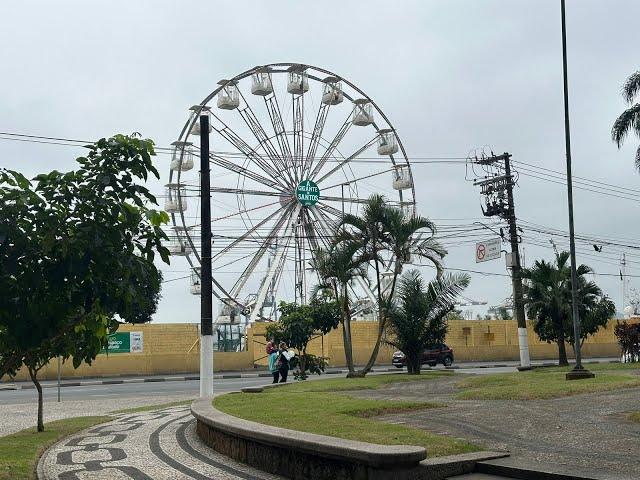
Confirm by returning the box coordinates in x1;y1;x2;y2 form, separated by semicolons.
103;332;144;354
296;180;320;206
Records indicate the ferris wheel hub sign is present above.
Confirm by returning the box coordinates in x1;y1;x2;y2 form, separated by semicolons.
296;180;320;206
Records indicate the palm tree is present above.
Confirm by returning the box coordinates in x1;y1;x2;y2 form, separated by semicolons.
522;251;613;365
338;194;446;376
310;241;367;374
612;71;640;168
386;270;470;374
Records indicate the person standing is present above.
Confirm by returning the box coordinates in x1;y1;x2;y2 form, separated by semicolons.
265;337;275;355
277;342;292;383
268;346;280;384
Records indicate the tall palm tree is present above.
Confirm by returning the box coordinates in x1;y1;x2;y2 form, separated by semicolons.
310;241;367;374
338;194;446;376
386;270;470;374
612;71;640;168
522;251;613;365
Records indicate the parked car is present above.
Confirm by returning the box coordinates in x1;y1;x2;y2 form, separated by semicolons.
392;344;454;368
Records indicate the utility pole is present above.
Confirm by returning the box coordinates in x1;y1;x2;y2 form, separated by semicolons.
199;113;214;397
561;0;593;380
503;154;531;370
472;152;531;369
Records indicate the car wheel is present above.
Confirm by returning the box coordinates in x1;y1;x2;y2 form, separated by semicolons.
442;356;453;367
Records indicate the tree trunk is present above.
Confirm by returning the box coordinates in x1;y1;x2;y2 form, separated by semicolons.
357;320;385;376
407;354;421;375
557;333;569;366
28;366;44;432
341;289;355;374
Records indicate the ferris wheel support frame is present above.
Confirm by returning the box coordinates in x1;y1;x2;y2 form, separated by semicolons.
249;204;302;322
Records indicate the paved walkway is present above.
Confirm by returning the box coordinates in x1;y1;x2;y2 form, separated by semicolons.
39;405;283;480
355;374;640;480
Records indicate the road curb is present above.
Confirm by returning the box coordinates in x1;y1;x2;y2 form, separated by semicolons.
12;368;392;390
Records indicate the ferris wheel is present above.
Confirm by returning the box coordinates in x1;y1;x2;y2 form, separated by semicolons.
166;63;416;325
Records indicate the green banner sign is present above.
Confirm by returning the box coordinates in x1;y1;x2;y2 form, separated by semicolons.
103;332;143;354
296;180;320;206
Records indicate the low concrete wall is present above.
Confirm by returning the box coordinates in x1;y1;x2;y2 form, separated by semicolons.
192;398;427;480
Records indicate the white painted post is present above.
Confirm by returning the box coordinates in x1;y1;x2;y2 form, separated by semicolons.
200;334;213;397
518;327;531;368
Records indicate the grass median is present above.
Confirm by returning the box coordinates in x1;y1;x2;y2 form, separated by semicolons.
214;372;480;457
0;416;111;480
456;366;640;400
630;412;640;423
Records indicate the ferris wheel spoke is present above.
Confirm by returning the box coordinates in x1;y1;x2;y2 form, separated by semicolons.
210;186;286;199
209;113;286;187
292;93;304;183
236;90;297;187
212;203;290;261
264;92;296;182
308;115;352;180
318;195;370;204
303;102;331;181
322;167;394;191
210;154;285;192
306;206;334;250
315;135;379;184
312;205;341;239
249;204;302;322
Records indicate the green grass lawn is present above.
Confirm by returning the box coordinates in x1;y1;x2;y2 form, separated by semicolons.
629;412;640;423
456;367;640;400
540;362;639;373
0;416;111;480
214;372;479;457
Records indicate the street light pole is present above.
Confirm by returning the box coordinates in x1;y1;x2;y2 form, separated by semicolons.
199;113;214;396
560;0;593;380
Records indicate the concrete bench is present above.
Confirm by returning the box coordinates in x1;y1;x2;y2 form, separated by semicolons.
191;398;427;479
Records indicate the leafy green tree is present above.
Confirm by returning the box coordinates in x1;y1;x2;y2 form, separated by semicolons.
612;71;640;167
337;194;446;377
0;134;169;431
309;242;366;375
522;251;615;366
445;308;464;321
266;300;340;379
488;305;513;320
386;270;469;374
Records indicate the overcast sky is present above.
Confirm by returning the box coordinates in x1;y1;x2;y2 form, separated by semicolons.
2;0;640;323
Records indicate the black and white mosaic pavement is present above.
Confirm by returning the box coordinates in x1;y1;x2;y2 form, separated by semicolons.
39;406;284;480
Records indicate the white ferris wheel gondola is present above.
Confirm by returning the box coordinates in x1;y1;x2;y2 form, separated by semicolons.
169;63;416;326
170;141;194;172
189;105;213;136
164;183;187;213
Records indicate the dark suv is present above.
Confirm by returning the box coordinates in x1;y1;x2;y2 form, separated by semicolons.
392;344;454;368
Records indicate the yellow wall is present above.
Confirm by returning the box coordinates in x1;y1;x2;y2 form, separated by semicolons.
3;318;628;382
6;323;254;382
247;318;626;367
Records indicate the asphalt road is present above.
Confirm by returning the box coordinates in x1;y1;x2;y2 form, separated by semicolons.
1;376;274;405
1;357;619;405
